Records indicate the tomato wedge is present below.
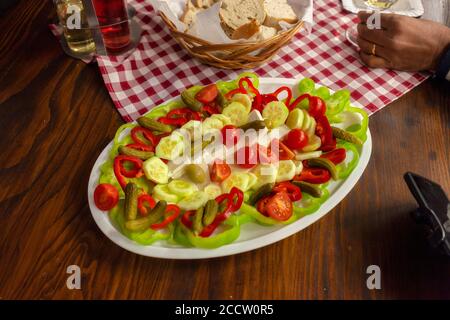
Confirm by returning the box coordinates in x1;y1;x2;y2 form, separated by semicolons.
321;148;346;165
265;139;294;162
256;195;272;217
210;162;231;183
94;184;119;211
273;182;302;202
264;192;293;221
195;84;218;104
221;125;240;146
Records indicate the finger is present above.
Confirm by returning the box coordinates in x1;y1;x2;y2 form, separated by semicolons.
356;36;390;60
357;11;372;24
359;51;390;69
357;23;393;47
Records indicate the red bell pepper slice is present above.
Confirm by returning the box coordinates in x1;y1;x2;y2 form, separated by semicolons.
113;155;144;190
273;182;302;202
294;167;331;184
308;96;326;117
215;193;234;217
159;108;201;126
271;86;292;106
288;93;310;111
151;204;181;230
252;94;277;113
224;88;246;100
131;127;157;149
137;194;156;216
228;187;244;213
126;143;153;152
315;115;336;152
238;77;260;96
321;148;346;165
181;210;195;229
199;188;244;238
223;77;268;112
202;105;220;116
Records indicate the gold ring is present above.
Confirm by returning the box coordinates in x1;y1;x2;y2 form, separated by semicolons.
371;44;376;56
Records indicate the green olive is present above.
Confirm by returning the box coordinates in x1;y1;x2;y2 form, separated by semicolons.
185;164;206;184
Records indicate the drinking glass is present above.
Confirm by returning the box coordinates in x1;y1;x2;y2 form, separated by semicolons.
54;0;96;54
363;0;397;10
92;0;131;52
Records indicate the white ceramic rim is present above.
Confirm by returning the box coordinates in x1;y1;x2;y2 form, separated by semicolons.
87;77;372;259
341;0;424;17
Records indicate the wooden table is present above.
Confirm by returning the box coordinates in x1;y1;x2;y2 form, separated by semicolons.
0;0;449;300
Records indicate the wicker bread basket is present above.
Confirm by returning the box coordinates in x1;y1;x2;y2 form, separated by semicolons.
160;11;304;70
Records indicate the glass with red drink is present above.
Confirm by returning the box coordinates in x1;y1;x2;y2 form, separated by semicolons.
92;0;131;52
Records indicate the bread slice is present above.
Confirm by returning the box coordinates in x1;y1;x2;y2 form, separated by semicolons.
256;25;278;40
180;0;198;28
231;19;260;40
219;0;266;35
263;0;298;28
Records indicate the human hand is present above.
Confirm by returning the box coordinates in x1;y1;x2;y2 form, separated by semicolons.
357;12;450;72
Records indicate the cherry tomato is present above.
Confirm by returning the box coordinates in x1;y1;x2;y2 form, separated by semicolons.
195;84;218;104
265;192;293;221
94;184;119;211
210;162;231;183
308;96;326;117
321;148;346;165
273;182;302;202
221;125;240;146
283;129;309;151
294;167;331;184
256;195;272;217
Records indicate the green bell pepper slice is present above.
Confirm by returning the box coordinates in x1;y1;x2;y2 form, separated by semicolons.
325;89;350;117
109;202;171;245
298;78;315;95
336;140;360;180
344;106;369;142
175;215;241;249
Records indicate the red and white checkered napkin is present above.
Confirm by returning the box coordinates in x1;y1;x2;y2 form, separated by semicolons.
97;0;428;122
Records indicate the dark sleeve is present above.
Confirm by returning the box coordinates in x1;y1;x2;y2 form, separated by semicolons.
435;45;450;81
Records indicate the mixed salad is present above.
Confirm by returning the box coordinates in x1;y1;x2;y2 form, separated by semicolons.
94;73;369;249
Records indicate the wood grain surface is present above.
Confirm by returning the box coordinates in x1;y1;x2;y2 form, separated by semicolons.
0;0;449;300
